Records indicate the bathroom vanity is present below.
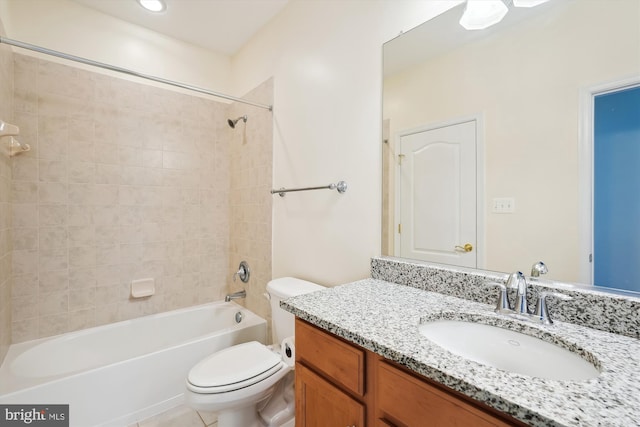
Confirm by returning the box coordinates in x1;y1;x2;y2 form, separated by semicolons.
283;258;640;427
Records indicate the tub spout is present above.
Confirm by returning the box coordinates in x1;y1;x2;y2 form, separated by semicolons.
225;290;246;302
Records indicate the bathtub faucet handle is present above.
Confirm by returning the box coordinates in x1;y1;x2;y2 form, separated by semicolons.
233;261;250;283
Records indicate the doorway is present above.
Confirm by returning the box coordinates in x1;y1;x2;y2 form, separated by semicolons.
395;119;480;268
593;85;640;292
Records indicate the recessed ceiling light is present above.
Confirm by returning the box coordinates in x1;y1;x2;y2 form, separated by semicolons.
137;0;166;13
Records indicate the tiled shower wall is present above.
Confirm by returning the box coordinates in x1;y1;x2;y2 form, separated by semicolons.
0;38;14;362
9;54;236;343
228;80;274;339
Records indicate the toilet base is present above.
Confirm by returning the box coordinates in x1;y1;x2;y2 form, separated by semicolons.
258;371;295;426
216;409;295;427
218;406;265;427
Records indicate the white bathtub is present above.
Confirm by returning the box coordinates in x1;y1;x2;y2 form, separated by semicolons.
0;301;266;426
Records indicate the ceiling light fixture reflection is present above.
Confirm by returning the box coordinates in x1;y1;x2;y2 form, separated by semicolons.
137;0;167;13
459;0;509;30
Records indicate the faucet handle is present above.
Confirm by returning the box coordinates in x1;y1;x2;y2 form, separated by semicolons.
506;271;526;290
533;291;572;324
233;261;250;283
531;261;548;278
506;272;529;315
493;283;512;313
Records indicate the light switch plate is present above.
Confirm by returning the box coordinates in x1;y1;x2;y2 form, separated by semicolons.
492;197;515;213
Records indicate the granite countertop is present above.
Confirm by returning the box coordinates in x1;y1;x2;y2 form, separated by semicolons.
282;279;640;427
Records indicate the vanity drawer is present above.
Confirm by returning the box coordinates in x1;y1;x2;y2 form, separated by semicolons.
295;318;365;397
377;361;516;427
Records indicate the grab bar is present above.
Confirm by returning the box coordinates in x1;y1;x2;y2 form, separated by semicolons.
271;181;347;197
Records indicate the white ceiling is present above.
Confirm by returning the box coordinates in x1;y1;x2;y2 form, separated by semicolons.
70;0;290;56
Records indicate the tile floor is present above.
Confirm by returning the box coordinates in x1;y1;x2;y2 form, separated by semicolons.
128;405;217;427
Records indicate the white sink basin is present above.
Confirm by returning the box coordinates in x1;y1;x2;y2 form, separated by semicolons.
419;320;600;381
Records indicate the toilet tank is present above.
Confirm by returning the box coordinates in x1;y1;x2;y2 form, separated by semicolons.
267;277;324;344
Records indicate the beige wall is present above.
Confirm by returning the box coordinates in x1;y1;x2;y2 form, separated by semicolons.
0;17;13;363
0;0;468;345
228;80;274;337
9;54;233;342
3;0;462;289
1;0;277;345
383;0;640;281
232;0;459;286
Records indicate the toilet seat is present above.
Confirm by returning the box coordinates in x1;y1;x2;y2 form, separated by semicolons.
187;341;284;394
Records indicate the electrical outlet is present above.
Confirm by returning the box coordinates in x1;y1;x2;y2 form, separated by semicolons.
492;197;515;213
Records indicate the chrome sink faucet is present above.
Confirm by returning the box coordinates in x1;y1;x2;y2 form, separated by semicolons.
494;271;527;314
494;271;571;324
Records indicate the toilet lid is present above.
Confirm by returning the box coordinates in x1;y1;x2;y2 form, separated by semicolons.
188;341;282;390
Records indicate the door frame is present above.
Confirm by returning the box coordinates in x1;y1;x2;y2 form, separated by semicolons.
393;114;485;269
578;76;640;284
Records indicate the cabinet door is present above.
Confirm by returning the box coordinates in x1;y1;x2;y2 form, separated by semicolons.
296;363;365;427
296;318;365;396
377;361;516;427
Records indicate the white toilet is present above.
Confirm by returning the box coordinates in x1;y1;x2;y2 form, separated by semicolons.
185;277;324;427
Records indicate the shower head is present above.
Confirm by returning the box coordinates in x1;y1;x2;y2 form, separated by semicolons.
227;115;247;129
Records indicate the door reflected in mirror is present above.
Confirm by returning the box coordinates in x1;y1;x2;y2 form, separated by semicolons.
382;0;640;293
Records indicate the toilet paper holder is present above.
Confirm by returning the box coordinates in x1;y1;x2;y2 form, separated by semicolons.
281;336;295;367
284;342;293;359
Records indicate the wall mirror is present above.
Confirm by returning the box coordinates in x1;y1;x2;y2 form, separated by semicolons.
382;0;640;294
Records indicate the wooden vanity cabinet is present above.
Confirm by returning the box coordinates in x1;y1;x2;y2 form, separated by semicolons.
295;318;525;427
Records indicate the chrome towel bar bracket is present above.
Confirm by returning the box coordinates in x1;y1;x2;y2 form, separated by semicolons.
271;181;347;197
